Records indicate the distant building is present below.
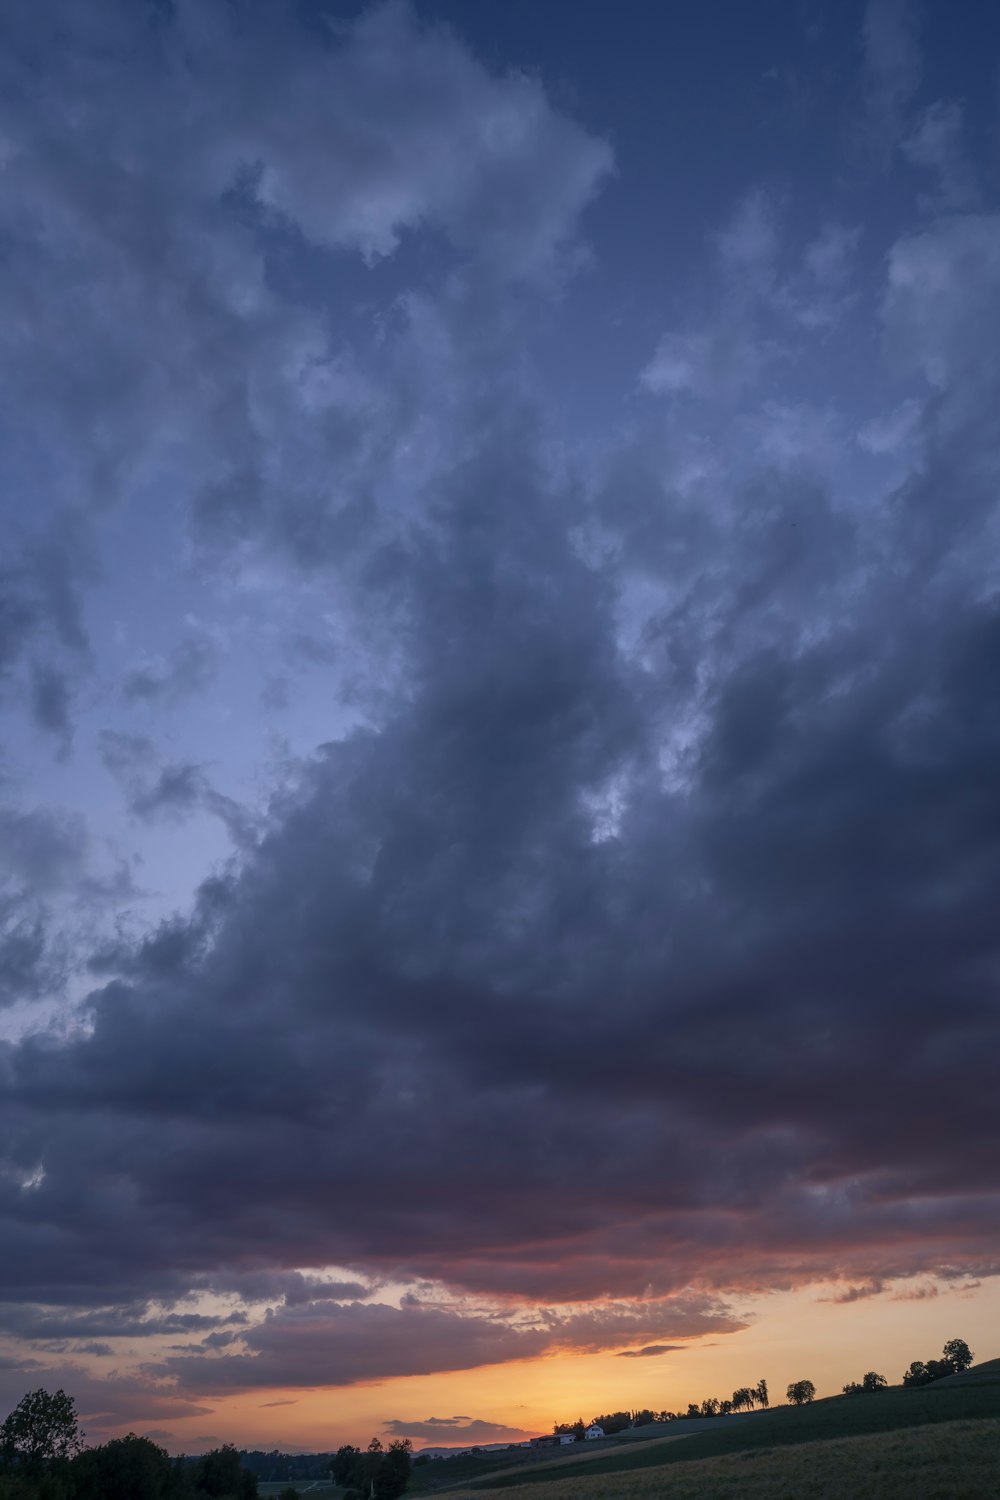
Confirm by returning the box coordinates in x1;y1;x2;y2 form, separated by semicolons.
584;1425;605;1441
558;1434;576;1445
530;1436;561;1449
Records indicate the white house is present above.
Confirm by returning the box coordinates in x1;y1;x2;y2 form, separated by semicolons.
584;1424;605;1441
558;1434;576;1445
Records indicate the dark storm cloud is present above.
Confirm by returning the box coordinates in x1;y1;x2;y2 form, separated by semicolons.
6;271;1000;1334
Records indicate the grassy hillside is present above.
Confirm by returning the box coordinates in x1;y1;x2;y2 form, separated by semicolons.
936;1356;1000;1388
459;1360;999;1490
455;1419;1000;1500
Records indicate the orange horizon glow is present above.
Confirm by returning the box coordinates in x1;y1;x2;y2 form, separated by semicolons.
83;1274;1000;1456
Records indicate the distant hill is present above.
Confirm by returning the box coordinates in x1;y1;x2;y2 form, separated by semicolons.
449;1356;999;1491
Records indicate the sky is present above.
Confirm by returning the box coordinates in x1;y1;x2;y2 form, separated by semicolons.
1;0;1000;1457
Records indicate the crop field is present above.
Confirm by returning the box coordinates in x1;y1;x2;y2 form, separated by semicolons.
452;1419;1000;1500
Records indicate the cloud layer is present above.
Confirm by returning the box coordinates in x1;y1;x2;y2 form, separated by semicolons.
0;0;999;1434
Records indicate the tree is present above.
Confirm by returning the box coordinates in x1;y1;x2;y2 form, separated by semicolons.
861;1371;887;1392
72;1433;172;1499
842;1381;863;1396
331;1446;362;1487
331;1446;361;1488
755;1379;769;1410
719;1400;733;1417
588;1413;631;1436
902;1360;928;1388
192;1444;257;1498
699;1398;719;1418
0;1390;83;1472
377;1439;412;1500
786;1380;816;1406
942;1338;974;1373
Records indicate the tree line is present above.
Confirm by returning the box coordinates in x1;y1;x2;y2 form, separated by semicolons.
0;1389;259;1500
550;1336;975;1436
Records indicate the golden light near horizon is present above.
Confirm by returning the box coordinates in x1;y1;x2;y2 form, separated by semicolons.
98;1275;1000;1455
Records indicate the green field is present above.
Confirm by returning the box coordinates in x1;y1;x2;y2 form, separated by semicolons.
451;1359;999;1491
455;1419;1000;1500
257;1484;342;1498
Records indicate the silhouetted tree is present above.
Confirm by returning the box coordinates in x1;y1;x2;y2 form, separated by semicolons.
786;1380;816;1406
942;1338;974;1373
377;1439;412;1500
0;1390;83;1473
72;1433;172;1499
862;1371;887;1392
331;1446;362;1487
192;1443;257;1498
755;1379;769;1409
842;1381;864;1396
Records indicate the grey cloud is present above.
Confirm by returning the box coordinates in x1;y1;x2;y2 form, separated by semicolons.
615;1345;683;1358
0;514;96;741
384;1416;527;1443
153;1293;739;1395
99;731;255;844
28;664;73;752
0;1301;246;1342
819;1281;885;1304
0;0;610;569
0;799;135;1009
0;912;48;1008
0;806;89;890
122;637;216;707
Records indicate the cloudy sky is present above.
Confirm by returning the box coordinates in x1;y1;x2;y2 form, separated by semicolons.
2;0;1000;1455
